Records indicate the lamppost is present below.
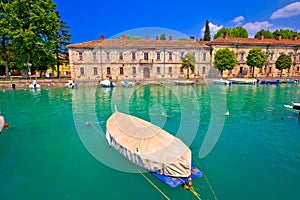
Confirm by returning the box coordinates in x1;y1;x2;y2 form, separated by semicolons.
24;63;32;80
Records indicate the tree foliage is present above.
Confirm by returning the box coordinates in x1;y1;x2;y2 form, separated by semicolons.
160;33;166;40
246;47;267;77
204;20;210;41
182;52;195;79
275;53;292;77
254;29;274;38
272;29;300;39
55;11;71;77
214;48;236;77
3;0;60;76
214;26;248;39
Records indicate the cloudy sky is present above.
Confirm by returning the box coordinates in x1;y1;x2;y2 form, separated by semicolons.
54;0;300;43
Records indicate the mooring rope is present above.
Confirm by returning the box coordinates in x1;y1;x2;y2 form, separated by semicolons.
197;164;218;200
86;121;207;200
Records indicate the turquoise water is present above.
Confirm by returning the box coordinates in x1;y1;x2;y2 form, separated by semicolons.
0;84;299;200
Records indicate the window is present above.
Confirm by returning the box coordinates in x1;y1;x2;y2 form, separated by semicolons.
106;52;110;60
157;67;160;74
169;67;172;74
80;67;84;75
144;52;149;60
181;52;184;59
269;67;272;73
93;67;98;75
119;52;123;60
131;52;136;60
107;67;111;75
259;68;263;73
240;52;244;60
202;67;206;74
202;52;206;61
270;53;274;60
79;52;83;60
297;67;300;72
180;67;184;73
92;52;97;60
120;67;124;75
298;54;300;61
168;52;172;60
157;52;161;60
132;66;136;75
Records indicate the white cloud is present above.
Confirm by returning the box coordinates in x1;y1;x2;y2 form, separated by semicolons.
231;16;245;25
200;22;223;38
271;2;300;19
243;21;274;37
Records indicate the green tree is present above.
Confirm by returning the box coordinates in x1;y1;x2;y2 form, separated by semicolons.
214;27;248;39
246;47;267;77
204;20;210;41
214;28;230;39
214;48;236;78
5;0;60;77
182;52;195;79
275;53;292;77
55;11;71;78
230;26;248;38
160;33;166;40
273;29;300;39
131;36;142;40
177;38;188;41
254;29;274;39
0;0;12;76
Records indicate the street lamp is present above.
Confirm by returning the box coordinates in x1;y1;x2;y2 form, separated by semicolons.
24;63;32;80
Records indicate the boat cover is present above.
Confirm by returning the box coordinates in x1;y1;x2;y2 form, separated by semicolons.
106;111;191;178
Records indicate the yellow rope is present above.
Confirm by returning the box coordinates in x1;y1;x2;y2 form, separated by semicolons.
86;121;206;200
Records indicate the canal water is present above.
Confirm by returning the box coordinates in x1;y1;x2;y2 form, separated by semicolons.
0;83;299;200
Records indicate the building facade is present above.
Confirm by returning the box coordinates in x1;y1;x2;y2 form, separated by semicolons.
68;33;300;81
67;35;213;81
208;32;300;78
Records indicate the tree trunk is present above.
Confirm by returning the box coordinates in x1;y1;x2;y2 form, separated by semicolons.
187;68;190;79
280;69;283;77
252;67;255;78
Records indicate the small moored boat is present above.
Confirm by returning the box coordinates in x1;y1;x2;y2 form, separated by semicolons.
106;110;202;187
100;79;115;87
229;78;257;84
213;79;231;85
29;80;41;89
175;80;194;85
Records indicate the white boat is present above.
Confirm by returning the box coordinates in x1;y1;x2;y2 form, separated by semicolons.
29;80;41;89
120;81;135;87
175;80;194;85
65;80;78;89
229;78;257;84
100;79;115;87
284;102;300;111
213;79;231;85
106;110;202;187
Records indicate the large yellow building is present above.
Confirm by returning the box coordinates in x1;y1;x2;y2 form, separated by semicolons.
67;33;300;81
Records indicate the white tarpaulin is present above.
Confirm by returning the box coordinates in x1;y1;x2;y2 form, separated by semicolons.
106;111;191;178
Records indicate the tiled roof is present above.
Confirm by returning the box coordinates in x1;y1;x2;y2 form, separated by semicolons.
67;39;209;50
208;37;300;46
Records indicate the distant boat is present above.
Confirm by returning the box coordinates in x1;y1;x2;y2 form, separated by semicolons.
106;110;202;187
65;80;78;89
284;102;300;111
120;81;135;87
29;80;41;89
213;79;232;85
175;80;194;85
259;80;280;85
100;80;115;87
229;78;257;84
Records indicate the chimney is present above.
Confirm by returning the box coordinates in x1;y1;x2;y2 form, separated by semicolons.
259;33;264;40
156;36;159;40
276;34;282;40
189;36;195;41
223;32;228;39
292;34;298;41
169;36;173;41
145;35;149;40
100;34;104;41
122;34;126;40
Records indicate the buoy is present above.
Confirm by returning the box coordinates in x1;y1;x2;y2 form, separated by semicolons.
4;123;9;127
225;111;230;116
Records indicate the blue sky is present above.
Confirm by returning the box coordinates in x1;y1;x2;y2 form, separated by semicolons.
54;0;300;43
